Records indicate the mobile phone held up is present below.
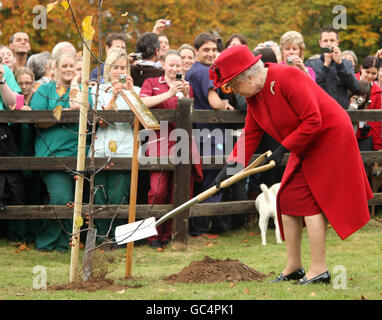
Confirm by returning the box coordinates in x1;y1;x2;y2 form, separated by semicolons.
16;94;24;110
175;73;183;81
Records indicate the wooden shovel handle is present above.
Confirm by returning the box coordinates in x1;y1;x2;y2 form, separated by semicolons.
196;159;275;203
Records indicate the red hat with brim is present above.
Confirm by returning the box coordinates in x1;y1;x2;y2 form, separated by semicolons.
209;45;262;89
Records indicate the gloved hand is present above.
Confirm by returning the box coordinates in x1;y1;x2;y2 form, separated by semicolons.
265;145;289;167
360;124;371;136
215;161;244;189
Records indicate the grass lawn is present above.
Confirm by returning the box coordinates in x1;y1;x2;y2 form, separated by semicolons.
0;216;382;300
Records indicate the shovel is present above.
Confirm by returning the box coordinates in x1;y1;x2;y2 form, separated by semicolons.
115;151;275;245
82;227;97;281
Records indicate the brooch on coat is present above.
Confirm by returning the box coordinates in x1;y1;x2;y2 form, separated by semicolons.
270;81;275;95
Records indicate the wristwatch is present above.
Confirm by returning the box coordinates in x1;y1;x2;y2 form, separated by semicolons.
0;79;6;85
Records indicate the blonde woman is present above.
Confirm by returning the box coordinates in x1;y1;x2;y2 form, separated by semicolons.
279;31;316;81
30;53;91;251
90;49;136;245
178;44;196;75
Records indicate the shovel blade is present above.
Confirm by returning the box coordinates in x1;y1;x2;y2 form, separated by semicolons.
115;217;158;245
83;227;97;281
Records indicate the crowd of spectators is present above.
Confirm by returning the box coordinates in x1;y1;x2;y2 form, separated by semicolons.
0;21;381;251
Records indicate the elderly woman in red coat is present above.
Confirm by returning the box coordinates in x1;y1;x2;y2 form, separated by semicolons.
212;45;372;285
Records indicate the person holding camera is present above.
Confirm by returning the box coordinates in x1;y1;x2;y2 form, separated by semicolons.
305;26;359;109
139;49;201;248
212;45;371;285
279;31;315;81
352;56;382;151
89;50;136;246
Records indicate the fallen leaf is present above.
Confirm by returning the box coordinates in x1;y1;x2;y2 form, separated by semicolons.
15;250;21;253
310;291;316;297
156;248;163;252
244;288;250;295
243;239;249;243
250;233;255;237
53;106;63;122
47;1;59;13
117;289;125;294
19;244;27;251
121;11;129;17
108;140;118;153
16;293;24;296
229;283;236;288
56;86;66;97
207;235;218;239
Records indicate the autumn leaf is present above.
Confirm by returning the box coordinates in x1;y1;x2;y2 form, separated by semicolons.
75;216;84;228
61;0;69;11
108;140;118;153
121;11;129;17
53;106;63;122
82;16;95;41
243;288;250;295
47;1;59;13
56;86;66;97
69;89;78;99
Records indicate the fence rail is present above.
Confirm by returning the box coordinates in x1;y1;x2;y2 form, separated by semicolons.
1;104;382;243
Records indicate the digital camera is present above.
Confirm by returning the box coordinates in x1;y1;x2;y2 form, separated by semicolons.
286;57;294;65
119;75;126;84
321;46;334;54
131;53;142;61
175;73;183;81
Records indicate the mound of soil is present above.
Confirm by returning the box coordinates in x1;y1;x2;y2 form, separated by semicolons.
48;278;126;292
164;256;266;283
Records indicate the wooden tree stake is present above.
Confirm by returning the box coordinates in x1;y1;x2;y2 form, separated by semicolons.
69;38;92;283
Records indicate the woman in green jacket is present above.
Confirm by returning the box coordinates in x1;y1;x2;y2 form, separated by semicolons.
30;52;90;252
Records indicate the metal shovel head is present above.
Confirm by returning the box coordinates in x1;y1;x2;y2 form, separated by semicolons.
115;217;158;245
83;227;97;281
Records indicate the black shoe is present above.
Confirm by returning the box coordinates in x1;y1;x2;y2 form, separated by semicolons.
270;268;305;283
294;270;331;285
149;240;162;248
161;240;170;247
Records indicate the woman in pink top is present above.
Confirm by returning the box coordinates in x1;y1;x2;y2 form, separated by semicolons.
279;31;316;81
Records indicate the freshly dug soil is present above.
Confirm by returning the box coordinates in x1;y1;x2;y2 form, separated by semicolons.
48;278;126;292
164;256;266;283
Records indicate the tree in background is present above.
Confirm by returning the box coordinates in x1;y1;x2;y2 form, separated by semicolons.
0;0;381;67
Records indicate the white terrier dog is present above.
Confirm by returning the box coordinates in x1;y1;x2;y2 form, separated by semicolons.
255;183;282;245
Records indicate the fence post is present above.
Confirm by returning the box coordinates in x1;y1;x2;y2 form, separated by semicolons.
172;98;193;249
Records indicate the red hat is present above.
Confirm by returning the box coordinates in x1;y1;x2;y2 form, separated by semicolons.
209;45;262;89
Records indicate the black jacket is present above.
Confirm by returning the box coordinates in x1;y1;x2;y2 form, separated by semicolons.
305;55;359;109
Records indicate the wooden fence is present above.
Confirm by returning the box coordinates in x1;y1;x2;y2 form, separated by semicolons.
0;99;381;244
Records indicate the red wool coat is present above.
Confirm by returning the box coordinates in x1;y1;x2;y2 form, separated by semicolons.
228;63;372;240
